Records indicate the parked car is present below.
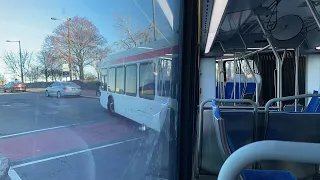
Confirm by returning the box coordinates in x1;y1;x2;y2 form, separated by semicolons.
45;82;81;98
4;81;26;92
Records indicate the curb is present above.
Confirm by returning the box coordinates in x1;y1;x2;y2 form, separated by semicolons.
0;155;9;180
80;95;99;99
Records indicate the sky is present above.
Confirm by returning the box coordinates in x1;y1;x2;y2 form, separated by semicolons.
0;0;176;81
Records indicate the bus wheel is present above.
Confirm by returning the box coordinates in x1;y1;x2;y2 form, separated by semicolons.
107;97;115;115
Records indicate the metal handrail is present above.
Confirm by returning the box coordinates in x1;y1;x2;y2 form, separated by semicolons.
194;99;259;177
263;94;320;140
218;140;320;180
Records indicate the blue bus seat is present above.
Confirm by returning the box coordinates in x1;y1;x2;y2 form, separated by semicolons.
263;111;319;179
305;90;320;113
234;83;245;99
283;104;304;112
225;82;234;99
244;82;256;95
212;101;297;180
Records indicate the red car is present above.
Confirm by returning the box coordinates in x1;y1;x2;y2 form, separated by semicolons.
3;81;26;92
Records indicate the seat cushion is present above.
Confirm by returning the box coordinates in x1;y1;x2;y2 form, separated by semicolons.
242;170;297;180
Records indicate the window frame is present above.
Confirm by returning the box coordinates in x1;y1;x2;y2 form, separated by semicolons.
108;67;116;93
157;59;171;97
115;66;125;94
125;64;137;97
139;62;156;100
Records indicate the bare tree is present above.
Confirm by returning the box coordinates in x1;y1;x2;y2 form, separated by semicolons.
85;72;97;81
37;48;56;83
45;16;109;80
25;65;40;83
2;50;33;82
114;13;152;51
91;47;112;80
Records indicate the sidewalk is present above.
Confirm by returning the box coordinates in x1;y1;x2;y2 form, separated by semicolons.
27;88;45;93
80;90;100;99
27;88;99;99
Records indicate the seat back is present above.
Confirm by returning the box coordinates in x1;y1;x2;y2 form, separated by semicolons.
199;106;258;174
305;90;320;113
262;111;320;179
200;108;225;174
234;83;245;99
225;82;234;99
283;104;304;112
211;101;233;160
244;82;256;95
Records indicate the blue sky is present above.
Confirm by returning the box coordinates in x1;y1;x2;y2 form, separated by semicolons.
0;0;176;81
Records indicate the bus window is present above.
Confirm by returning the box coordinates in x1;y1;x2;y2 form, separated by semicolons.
108;67;116;92
125;64;137;96
116;66;125;94
139;62;155;100
101;69;108;90
158;59;171;97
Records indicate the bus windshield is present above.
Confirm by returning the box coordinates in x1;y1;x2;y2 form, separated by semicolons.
0;0;183;179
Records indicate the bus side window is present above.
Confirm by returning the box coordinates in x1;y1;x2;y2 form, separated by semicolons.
139;62;155;100
108;68;116;92
157;59;171;97
116;66;125;94
103;76;107;91
125;64;137;96
101;69;108;91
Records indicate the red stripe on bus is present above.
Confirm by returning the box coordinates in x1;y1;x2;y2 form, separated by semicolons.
110;45;178;65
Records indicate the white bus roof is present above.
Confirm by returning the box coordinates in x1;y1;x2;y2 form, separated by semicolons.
98;36;178;68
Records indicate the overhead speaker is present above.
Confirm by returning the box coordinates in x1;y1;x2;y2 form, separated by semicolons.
271;15;303;41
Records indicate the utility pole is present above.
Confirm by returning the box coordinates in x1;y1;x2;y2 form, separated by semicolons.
18;41;23;83
152;0;156;41
51;17;73;81
6;40;24;83
67;18;73;81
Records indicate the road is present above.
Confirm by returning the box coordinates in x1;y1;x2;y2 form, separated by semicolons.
0;91;169;180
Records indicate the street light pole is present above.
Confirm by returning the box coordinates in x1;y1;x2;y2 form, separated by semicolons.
18;41;23;83
6;40;24;83
51;17;73;81
66;19;72;81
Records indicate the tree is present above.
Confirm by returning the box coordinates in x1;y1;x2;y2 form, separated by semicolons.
37;48;55;83
25;65;40;83
114;13;152;51
46;16;109;80
85;72;97;81
0;73;4;84
2;50;32;83
91;47;111;80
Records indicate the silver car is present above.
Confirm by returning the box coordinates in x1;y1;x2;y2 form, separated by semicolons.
45;82;81;98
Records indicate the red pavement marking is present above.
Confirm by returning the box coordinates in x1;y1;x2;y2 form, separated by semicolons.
0;120;138;161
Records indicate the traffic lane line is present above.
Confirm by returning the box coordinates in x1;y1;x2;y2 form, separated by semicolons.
12;137;142;169
8;168;22;180
0;119;141;161
0;120;96;139
0;91;108;136
13;138;146;180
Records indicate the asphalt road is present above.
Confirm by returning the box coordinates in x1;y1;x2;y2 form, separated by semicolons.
0;91;170;180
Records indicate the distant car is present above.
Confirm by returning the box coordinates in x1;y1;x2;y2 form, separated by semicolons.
45;82;81;98
4;81;26;92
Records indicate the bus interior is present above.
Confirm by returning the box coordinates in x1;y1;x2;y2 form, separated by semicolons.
195;0;320;179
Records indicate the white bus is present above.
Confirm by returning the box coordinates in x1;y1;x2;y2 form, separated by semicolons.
98;37;178;132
